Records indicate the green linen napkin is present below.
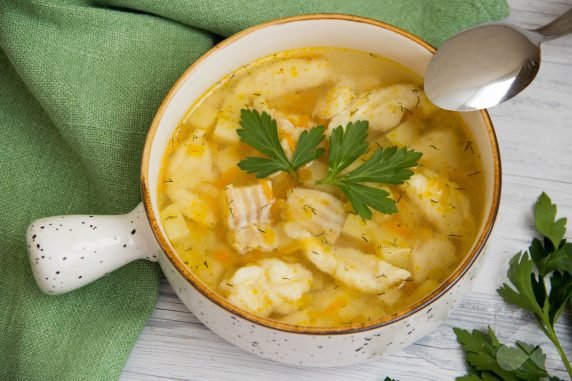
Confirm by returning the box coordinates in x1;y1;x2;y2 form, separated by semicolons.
0;1;508;380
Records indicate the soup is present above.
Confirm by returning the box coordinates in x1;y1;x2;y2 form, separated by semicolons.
157;47;484;327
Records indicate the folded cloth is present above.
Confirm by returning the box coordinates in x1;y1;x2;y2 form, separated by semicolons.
0;1;509;380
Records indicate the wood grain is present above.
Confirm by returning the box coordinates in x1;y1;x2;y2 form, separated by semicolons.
122;1;572;379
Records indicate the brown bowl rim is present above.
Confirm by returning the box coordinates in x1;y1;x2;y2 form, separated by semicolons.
141;13;502;335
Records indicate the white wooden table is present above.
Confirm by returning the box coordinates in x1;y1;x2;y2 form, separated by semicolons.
122;1;572;379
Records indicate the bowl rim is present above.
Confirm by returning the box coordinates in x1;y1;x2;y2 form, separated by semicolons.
141;13;502;335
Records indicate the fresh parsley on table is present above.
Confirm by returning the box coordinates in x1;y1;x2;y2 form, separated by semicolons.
235;109;422;219
496;193;571;379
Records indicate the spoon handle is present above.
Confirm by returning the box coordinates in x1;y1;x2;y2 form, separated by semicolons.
535;8;572;42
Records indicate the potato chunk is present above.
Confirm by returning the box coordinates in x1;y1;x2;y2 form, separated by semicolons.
224;181;279;254
304;240;411;294
283;188;346;243
221;258;313;317
159;204;190;242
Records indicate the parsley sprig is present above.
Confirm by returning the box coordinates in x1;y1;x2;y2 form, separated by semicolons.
454;327;564;381
497;192;571;379
237;109;324;179
318;121;422;219
236;109;422;220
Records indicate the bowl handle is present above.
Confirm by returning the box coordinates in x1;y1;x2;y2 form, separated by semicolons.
26;203;161;295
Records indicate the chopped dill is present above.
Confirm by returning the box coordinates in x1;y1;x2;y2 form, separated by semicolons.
303;204;317;215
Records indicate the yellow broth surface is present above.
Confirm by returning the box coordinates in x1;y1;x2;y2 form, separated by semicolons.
158;47;484;327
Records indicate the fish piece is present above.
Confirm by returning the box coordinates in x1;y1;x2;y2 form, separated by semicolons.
283;188;346;243
224;181;279;254
221;258;313;317
304;239;411;294
405;168;471;236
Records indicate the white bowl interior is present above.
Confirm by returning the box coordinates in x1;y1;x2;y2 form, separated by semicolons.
147;18;496;274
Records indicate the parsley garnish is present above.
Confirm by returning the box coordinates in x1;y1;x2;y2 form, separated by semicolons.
318;121;422;219
237;109;324;179
235;110;422;219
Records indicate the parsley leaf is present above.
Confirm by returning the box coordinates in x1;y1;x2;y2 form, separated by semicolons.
291;125;325;169
343;146;423;185
535;192;567;250
497;193;572;378
548;270;572;326
237;109;325;178
497;252;544;316
319;121;421;219
327;120;369;177
453;327;563;381
338;183;397;220
237;156;289;178
454;327;518;381
237;109;293;177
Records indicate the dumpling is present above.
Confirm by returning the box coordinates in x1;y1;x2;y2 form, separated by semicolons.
329;84;419;134
304;239;411;294
283;188;346;243
213;58;333;144
221;258;313;317
405;168;471;236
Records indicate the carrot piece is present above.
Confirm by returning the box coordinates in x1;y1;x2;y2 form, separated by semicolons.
212;166;240;188
212;249;233;264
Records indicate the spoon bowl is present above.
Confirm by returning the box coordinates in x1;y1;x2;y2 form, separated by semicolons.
425;9;572;111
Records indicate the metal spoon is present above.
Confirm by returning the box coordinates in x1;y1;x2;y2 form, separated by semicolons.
424;9;572;112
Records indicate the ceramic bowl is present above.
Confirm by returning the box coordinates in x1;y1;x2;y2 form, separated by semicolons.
26;14;501;367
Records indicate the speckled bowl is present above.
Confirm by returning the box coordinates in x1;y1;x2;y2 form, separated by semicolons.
27;14;501;367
